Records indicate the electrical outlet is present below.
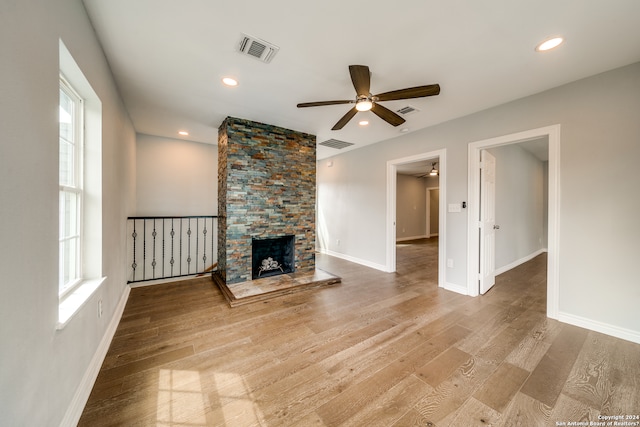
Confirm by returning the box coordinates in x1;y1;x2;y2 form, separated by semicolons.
336;239;341;246
447;259;454;268
98;299;103;318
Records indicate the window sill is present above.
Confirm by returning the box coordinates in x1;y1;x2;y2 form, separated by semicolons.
57;277;106;329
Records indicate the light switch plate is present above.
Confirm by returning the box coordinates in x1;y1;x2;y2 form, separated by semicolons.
448;203;461;213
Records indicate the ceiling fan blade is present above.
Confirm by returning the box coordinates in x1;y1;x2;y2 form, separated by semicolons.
375;84;440;102
371;103;406;127
331;107;358;130
297;100;353;108
349;65;371;97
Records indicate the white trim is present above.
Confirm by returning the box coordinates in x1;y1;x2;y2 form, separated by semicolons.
57;276;106;328
396;235;429;242
557;311;640;345
129;275;200;288
467;124;560;319
494;248;547;276
319;248;388;272
60;285;130;427
387;150;447;288
442;282;468;295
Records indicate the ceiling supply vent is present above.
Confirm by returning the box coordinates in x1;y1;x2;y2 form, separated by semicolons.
237;33;280;63
396;105;420;116
319;139;354;150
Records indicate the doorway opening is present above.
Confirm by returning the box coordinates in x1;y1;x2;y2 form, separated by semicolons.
386;149;447;289
467;125;560;319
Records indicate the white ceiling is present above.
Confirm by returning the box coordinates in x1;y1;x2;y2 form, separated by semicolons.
82;0;640;160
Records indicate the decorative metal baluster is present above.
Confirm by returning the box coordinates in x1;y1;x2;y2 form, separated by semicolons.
196;218;200;273
143;220;146;280
179;219;183;277
161;219;165;278
151;219;157;279
211;218;217;270
187;218;192;274
202;218;207;273
170;219;175;277
131;220;138;282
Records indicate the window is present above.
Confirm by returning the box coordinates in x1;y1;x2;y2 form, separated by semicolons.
59;76;84;297
57;40;103;328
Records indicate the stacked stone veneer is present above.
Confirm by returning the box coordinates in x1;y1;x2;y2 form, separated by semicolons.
217;117;316;285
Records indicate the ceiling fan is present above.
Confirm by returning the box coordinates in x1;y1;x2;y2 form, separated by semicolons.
297;65;440;130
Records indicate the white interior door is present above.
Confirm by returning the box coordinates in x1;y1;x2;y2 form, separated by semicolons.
479;150;497;294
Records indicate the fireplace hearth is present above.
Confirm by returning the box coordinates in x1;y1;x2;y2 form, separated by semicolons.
252;235;295;280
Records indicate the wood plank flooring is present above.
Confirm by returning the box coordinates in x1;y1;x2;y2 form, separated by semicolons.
79;238;640;426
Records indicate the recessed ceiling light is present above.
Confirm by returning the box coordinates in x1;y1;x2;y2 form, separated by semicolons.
358;120;369;126
222;77;238;87
535;36;564;52
178;131;189;136
400;128;410;133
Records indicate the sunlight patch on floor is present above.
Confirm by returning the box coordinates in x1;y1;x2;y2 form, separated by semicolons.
157;369;208;426
213;371;266;426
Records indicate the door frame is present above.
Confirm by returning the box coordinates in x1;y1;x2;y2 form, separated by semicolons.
467;124;560;319
386;149;447;289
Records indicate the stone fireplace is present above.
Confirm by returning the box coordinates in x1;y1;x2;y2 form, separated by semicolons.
215;117;335;305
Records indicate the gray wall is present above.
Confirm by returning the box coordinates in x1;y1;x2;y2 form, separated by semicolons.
488;144;546;270
429;188;439;236
136;133;217;216
0;0;136;425
317;62;640;338
396;174;427;240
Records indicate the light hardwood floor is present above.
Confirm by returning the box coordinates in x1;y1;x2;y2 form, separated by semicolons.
79;238;640;426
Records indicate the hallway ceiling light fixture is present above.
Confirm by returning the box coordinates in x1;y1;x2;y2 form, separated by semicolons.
178;130;189;136
222;77;238;86
535;36;564;52
358;120;369;126
429;162;439;176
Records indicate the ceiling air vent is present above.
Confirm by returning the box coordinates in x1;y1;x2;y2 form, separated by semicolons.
237;33;279;63
396;105;420;116
319;139;354;150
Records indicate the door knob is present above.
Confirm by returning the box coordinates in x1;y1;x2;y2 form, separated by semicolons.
493;225;500;230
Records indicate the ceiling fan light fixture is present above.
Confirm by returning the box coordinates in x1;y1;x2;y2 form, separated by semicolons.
355;99;373;112
535;36;564;52
429;162;439;176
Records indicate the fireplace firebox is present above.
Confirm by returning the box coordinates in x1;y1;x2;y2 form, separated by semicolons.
251;235;295;280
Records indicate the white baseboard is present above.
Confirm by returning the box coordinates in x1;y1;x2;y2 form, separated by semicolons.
494;248;547;276
129;274;201;288
557;311;640;345
60;285;130;427
319;248;387;272
441;281;468;295
396;235;428;242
